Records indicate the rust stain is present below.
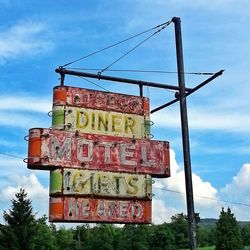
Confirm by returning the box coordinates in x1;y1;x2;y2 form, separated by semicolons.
27;84;170;225
49;196;151;224
28;128;170;177
50;168;152;199
52;106;151;139
53;86;150;116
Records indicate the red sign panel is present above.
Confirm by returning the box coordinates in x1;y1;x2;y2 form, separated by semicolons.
49;197;151;224
28;128;170;177
53;85;150;116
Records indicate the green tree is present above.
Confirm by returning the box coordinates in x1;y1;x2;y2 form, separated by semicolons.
73;225;90;249
241;224;250;246
55;226;77;250
0;188;36;250
215;207;243;250
118;224;149;250
197;226;213;247
207;226;216;246
149;223;176;250
86;224;115;250
31;216;58;250
170;213;189;249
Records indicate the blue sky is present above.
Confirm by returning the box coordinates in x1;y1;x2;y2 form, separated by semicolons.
0;0;250;224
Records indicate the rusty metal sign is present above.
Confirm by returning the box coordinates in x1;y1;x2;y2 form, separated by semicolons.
28;128;170;177
50;168;152;199
26;84;171;225
52;106;151;139
53;85;150;116
49;196;151;224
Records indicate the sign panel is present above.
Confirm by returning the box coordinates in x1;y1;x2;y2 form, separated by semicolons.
52;106;151;139
28;128;170;177
53;85;150;116
50;169;152;199
49;197;151;224
26;81;170;225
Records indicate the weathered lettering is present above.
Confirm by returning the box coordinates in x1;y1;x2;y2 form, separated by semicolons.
53;86;150;116
50;169;152;199
28;128;170;177
52;106;150;139
49;197;151;223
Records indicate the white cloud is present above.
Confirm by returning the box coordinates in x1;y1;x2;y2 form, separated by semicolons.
164;154;218;208
218;163;250;221
0;111;50;129
151;106;250;135
0;94;52;129
221;163;250;204
155;149;218;206
0;95;51;113
0;156;26;176
0;173;49;220
0;21;53;62
0;174;48;202
152;199;179;224
0;94;51;129
0;155;49;181
192;174;218;208
153;153;250;223
0;155;24;165
152;149;220;223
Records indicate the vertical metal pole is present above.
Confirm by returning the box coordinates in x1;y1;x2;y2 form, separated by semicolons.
139;81;143;97
172;17;196;250
60;73;65;86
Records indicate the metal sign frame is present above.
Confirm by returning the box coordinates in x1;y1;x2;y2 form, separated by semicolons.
54;17;224;250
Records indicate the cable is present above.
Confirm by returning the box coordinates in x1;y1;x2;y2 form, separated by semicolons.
1;152;250;208
99;21;172;74
99;33;157;74
154;187;250;207
78;76;110;92
0;152;24;160
61;20;172;67
66;67;214;76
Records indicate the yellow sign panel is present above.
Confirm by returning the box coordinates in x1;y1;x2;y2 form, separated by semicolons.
50;169;152;199
52;106;151;138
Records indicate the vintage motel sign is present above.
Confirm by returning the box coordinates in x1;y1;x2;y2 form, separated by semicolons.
53;85;150;116
51;106;151;139
52;85;152;139
49;196;151;224
27;85;170;224
27;128;170;177
50;168;152;199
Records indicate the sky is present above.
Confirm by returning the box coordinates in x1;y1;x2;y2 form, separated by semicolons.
0;0;250;225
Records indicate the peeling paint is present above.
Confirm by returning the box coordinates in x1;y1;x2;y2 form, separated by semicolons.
50;169;152;199
28;128;170;177
52;106;151;139
49;196;151;224
53;86;150;116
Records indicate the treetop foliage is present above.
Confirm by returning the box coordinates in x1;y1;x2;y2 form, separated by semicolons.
215;207;244;250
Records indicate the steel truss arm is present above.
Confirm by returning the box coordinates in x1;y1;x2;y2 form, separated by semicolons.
151;70;224;114
55;67;192;92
